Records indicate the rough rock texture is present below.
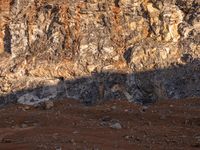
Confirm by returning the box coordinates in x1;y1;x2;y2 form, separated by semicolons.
0;0;199;105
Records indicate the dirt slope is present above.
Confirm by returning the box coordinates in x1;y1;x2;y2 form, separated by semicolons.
0;98;200;150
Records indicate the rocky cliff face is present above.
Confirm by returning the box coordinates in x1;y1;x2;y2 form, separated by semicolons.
0;0;199;105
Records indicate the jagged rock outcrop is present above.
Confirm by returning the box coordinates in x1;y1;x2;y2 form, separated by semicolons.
0;0;199;105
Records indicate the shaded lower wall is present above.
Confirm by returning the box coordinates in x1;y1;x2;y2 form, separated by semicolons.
0;59;199;106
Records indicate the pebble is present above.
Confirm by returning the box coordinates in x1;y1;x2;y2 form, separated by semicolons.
44;101;54;110
69;139;76;145
124;109;129;112
140;106;148;112
110;122;122;129
100;116;111;122
1;138;14;143
24;105;31;110
124;135;134;140
72;131;79;134
111;106;117;110
21;123;28;128
55;145;62;150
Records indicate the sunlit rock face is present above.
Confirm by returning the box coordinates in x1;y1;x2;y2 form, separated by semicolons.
0;0;11;53
0;0;199;105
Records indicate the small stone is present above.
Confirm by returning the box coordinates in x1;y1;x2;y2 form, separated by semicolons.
44;101;54;110
87;64;97;73
110;122;122;129
55;145;62;150
100;116;111;122
72;131;79;134
69;139;76;145
124;135;134;140
23;105;31;110
1;138;14;143
143;105;148;109
33;123;38;126
21;123;28;128
100;122;107;126
141;106;148;112
195;135;200;142
124;109;129;112
111;106;117;110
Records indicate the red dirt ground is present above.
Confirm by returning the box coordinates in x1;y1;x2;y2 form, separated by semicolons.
0;98;200;150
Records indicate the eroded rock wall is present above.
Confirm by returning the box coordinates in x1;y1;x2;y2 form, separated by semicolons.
0;0;199;105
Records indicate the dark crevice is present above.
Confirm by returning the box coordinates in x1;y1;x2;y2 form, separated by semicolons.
123;47;132;64
3;25;12;54
114;0;120;7
10;0;15;6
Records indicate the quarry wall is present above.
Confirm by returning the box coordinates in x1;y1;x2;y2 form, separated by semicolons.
0;0;199;105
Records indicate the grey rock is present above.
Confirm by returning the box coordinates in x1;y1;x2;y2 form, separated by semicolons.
110;122;122;129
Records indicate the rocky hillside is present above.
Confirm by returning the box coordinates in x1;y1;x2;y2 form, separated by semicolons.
0;0;199;105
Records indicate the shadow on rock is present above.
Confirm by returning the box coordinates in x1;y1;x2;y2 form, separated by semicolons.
0;59;200;106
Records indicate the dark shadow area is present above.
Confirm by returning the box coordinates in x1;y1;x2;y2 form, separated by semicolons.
3;24;12;54
0;59;199;106
114;0;120;7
